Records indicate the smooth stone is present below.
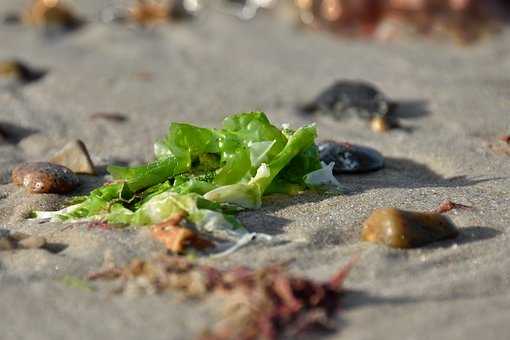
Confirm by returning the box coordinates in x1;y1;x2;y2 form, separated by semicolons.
318;140;384;174
11;162;79;194
300;80;391;120
49;140;96;175
361;208;459;248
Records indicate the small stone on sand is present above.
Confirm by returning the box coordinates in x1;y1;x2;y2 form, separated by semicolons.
318;140;384;174
12;162;79;194
361;208;459;248
49;140;96;175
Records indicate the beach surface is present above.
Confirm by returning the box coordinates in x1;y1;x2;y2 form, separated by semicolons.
1;1;509;339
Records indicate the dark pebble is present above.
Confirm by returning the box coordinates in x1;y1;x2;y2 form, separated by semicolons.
299;80;393;120
318;140;384;174
11;162;79;194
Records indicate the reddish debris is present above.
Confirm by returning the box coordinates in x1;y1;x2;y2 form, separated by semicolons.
151;213;214;253
434;199;473;214
498;135;510;144
86;221;113;230
295;0;510;43
88;254;355;339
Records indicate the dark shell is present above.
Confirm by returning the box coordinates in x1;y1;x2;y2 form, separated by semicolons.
318;140;384;174
300;80;393;120
11;162;79;194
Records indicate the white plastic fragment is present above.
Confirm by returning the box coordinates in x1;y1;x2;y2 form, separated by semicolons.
211;232;273;258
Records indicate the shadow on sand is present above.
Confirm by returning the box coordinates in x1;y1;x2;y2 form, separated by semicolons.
339;157;504;193
0;121;38;144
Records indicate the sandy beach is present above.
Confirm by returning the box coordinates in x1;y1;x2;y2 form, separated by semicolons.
1;1;509;339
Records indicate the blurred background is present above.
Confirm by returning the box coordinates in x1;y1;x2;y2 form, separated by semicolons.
1;0;509;168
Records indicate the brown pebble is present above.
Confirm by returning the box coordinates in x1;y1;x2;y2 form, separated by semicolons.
49;139;96;175
361;208;459;248
11;162;79;194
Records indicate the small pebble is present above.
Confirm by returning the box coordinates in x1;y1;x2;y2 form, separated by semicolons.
49;139;96;175
299;80;391;120
318;140;384;174
361;208;459;248
11;162;79;194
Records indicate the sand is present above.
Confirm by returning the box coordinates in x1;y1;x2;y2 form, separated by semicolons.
1;1;509;339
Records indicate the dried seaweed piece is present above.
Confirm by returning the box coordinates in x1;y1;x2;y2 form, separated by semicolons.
151;213;214;253
89;254;355;339
434;199;473;214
